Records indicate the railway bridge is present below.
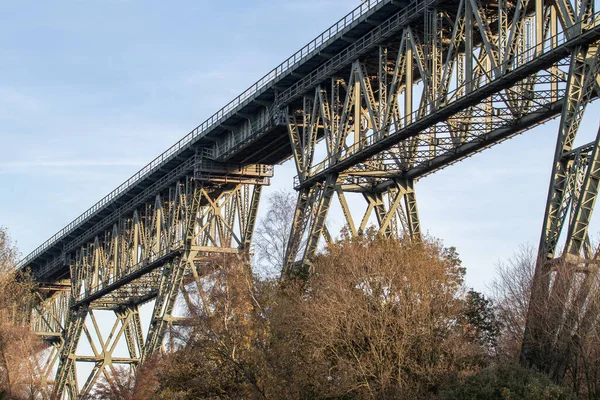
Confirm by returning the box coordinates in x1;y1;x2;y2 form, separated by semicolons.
17;0;600;397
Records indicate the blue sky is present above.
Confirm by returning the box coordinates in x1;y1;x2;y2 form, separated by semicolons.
1;0;599;294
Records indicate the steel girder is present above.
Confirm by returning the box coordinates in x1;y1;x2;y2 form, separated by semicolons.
287;0;600;191
281;0;600;379
43;160;271;398
30;284;69;342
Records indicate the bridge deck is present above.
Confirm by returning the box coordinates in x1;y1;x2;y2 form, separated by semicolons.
22;0;600;282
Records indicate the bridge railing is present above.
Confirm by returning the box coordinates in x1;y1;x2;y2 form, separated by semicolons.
19;0;393;269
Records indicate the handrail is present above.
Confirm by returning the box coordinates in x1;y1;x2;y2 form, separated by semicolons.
18;0;393;269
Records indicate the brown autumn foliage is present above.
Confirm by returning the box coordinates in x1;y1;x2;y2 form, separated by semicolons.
0;227;42;400
153;254;269;399
268;232;490;399
147;232;498;399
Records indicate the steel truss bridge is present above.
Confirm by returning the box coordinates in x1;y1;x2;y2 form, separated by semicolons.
17;0;600;397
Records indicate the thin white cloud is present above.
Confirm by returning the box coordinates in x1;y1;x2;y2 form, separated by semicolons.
0;159;146;168
0;87;42;114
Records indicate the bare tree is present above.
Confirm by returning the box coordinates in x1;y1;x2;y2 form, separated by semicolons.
490;244;600;399
254;190;296;277
154;254;269;399
0;227;41;399
489;244;536;361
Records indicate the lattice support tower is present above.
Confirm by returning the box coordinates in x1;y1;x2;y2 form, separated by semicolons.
45;157;272;399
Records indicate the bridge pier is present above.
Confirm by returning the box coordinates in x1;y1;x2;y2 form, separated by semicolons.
283;57;425;275
522;33;600;381
284;175;422;276
285;174;339;275
29;283;70;398
43;159;272;399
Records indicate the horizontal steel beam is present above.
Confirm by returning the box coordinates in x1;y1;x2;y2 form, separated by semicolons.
71;250;182;308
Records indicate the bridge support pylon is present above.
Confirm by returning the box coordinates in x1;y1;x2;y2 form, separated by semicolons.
283;55;424;275
28;283;70;398
284;174;422;277
522;33;600;381
47;158;271;399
